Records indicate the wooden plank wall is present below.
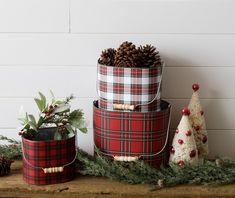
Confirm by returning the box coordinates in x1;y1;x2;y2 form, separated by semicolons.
0;0;234;158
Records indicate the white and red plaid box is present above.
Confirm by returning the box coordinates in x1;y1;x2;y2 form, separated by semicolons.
97;63;163;112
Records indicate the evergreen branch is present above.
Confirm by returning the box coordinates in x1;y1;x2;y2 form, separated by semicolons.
0;135;20;144
1;136;235;189
76;148;235;189
64;94;75;104
0;135;22;159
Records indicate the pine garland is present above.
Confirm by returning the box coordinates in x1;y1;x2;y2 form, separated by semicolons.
1;136;235;189
0;135;21;159
76;149;235;189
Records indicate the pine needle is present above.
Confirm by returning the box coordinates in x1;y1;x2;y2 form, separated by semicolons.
76;148;235;188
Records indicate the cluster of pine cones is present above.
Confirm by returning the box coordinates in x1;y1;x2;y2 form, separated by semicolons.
0;155;13;176
98;41;162;68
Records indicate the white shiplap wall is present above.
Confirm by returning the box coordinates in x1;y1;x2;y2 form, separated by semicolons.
0;0;234;158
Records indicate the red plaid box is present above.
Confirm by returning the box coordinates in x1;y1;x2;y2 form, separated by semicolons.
93;100;171;168
22;128;76;185
97;63;163;112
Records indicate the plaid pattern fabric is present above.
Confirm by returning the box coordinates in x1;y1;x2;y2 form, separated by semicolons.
97;64;162;112
99;98;161;112
22;135;76;185
93;100;171;168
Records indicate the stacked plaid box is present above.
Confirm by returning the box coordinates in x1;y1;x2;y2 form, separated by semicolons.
93;100;171;168
94;61;171;168
97;63;162;112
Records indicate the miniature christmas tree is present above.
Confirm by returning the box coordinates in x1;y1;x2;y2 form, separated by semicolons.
169;107;198;166
188;83;209;163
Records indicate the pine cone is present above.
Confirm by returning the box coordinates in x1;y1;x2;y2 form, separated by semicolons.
138;44;162;67
98;48;116;66
0;155;13;176
114;41;140;67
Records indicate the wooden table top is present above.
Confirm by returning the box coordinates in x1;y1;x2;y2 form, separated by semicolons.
0;161;235;198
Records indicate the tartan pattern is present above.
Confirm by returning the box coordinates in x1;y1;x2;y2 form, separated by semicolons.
93;100;170;168
99;98;161;112
22;135;76;185
97;64;162;112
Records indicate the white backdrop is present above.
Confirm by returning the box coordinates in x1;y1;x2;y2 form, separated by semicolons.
0;0;234;158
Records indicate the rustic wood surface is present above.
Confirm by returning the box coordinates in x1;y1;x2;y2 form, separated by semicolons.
0;161;235;198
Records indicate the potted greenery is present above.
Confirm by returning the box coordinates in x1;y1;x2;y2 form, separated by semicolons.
18;92;87;185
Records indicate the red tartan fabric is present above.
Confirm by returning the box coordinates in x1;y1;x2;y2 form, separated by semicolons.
22;135;76;185
97;64;162;112
93;100;171;168
99;98;161;112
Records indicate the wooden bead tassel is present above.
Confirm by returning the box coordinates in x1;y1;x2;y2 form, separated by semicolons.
114;156;138;162
113;104;135;111
42;166;64;174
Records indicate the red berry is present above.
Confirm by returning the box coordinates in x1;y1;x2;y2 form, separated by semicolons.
49;105;53;109
200;110;204;116
175;128;179;134
185;130;192;136
177;160;185;167
189;150;197;158
194;125;200;131
182;107;190;116
18;132;22;136
192;83;199;92
178;139;184;145
202;136;208;143
170;146;175;154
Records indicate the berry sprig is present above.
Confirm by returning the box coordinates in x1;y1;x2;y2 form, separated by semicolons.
18;92;87;140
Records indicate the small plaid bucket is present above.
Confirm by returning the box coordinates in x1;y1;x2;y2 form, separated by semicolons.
22;128;76;185
97;63;164;112
93;100;171;168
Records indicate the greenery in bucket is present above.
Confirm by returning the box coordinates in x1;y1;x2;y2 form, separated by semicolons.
18;91;87;140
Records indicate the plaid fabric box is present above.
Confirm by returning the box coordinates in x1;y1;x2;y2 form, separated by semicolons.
93;100;171;168
97;63;163;112
22;131;76;185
